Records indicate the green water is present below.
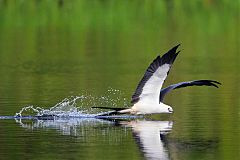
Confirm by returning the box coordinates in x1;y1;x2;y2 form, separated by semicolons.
0;0;239;160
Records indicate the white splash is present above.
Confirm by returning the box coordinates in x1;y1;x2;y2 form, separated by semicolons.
15;88;129;118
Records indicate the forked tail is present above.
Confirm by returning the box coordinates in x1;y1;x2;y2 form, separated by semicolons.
92;107;132;116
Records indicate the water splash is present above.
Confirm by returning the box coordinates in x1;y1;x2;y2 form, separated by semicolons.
15;106;44;117
15;88;130;118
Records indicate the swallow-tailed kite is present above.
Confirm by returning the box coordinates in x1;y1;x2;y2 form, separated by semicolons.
94;44;221;115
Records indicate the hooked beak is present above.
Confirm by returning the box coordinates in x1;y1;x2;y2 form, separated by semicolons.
168;108;173;113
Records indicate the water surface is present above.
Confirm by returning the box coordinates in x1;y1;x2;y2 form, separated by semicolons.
0;1;239;160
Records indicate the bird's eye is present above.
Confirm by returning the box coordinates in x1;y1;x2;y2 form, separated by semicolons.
168;108;172;112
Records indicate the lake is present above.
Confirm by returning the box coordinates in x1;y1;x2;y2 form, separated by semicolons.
0;1;239;160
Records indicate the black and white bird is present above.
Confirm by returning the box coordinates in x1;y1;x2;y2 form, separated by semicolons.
94;45;221;115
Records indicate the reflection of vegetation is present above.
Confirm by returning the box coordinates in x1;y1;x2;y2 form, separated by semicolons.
0;0;239;160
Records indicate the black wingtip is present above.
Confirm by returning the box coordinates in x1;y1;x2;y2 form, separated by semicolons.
198;80;222;88
210;80;222;85
161;44;181;65
175;44;181;49
171;44;181;53
211;81;222;88
212;83;219;88
168;44;181;54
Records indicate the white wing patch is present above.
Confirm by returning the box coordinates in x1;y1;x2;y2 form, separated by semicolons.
139;64;170;104
131;44;180;105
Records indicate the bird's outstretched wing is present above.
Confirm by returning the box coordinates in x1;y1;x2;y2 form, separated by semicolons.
159;80;221;102
131;44;180;104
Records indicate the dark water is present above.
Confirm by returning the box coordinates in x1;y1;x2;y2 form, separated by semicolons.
0;1;239;160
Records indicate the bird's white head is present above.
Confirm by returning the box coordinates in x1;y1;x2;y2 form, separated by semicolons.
160;103;173;114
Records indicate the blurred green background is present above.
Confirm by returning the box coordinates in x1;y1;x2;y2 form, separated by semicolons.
0;0;239;160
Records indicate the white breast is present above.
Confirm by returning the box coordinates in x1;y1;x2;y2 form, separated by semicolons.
132;102;170;114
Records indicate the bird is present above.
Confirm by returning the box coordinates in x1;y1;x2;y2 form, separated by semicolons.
94;44;221;116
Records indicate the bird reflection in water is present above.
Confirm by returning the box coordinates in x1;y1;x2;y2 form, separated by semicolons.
15;118;173;160
120;120;172;160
